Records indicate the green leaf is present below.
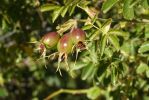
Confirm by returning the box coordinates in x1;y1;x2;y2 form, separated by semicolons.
108;30;129;39
123;0;134;20
61;6;69;17
138;41;149;53
71;61;88;70
2;19;9;32
104;47;113;58
40;4;60;12
108;35;120;50
146;70;149;78
120;41;131;57
52;7;64;23
145;25;149;39
78;0;90;8
69;4;77;16
87;86;100;99
90;30;101;40
56;19;77;34
136;62;148;74
100;35;107;57
81;62;97;80
141;0;149;9
95;20;102;28
0;87;8;97
82;24;93;30
102;0;119;13
101;19;112;34
111;66;116;85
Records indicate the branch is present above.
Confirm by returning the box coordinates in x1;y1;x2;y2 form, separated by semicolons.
44;89;88;100
0;31;16;42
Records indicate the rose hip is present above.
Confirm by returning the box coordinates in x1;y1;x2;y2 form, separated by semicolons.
41;32;60;49
70;28;86;44
57;33;73;74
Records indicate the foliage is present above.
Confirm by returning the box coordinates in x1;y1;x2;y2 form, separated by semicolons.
0;0;149;100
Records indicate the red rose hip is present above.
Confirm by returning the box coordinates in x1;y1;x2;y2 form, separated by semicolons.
57;33;73;54
57;33;73;74
41;32;60;49
71;28;86;44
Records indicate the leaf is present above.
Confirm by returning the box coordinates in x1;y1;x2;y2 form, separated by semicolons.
78;0;90;8
108;35;120;50
40;4;60;12
61;6;69;17
56;19;77;34
70;61;88;70
111;66;116;85
101;19;112;34
95;20;102;28
52;7;64;23
100;35;107;57
81;62;97;80
104;47;113;58
136;62;148;74
69;4;77;16
120;41;131;57
145;25;149;39
146;69;149;78
141;0;149;9
90;30;101;40
2;19;9;32
108;30;129;39
82;24;93;30
87;86;100;99
138;41;149;53
0;87;8;97
123;0;134;20
102;0;119;13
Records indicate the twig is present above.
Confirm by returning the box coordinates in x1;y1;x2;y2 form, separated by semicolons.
0;31;16;42
44;89;88;100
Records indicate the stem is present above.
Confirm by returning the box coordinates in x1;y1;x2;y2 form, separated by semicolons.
44;89;88;100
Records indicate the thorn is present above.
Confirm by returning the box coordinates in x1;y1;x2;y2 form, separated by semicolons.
71;44;76;54
64;54;69;71
56;53;62;72
74;49;79;67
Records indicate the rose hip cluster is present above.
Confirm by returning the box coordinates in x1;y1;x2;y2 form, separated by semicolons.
39;28;86;73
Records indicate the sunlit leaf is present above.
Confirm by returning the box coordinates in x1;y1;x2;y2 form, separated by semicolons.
102;0;119;13
108;35;120;50
69;4;77;16
138;41;149;53
101;19;112;34
123;0;134;20
100;35;107;57
87;86;100;99
40;4;60;12
52;7;64;22
61;6;69;17
136;62;148;74
82;24;93;30
109;30;129;39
